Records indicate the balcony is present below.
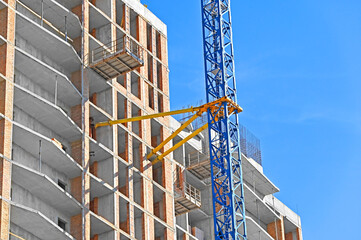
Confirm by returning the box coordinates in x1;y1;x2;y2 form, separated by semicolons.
11;202;75;240
15;47;81;107
13;84;82;142
89;35;144;80
12;121;82;178
246;216;274;240
174;182;201;216
12;162;82;215
264;195;302;233
16;10;81;73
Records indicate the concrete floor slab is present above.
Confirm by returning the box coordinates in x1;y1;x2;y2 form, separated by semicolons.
12;162;82;216
90;174;114;199
15;47;81;107
264;195;301;232
52;0;81;10
12;122;82;178
19;0;81;39
0;0;5;10
11;203;75;240
89;136;113;164
14;84;82;142
16;12;81;73
243;183;280;225
90;211;113;236
0;35;5;45
246;216;273;240
242;154;280;197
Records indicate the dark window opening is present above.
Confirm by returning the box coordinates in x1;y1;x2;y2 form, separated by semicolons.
58;180;67;191
58;218;67;231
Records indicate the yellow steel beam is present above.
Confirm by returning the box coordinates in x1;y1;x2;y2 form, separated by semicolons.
95;106;203;128
95;97;242;128
151;123;209;165
147;113;201;159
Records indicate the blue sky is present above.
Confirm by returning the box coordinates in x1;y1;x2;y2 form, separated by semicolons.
145;1;361;239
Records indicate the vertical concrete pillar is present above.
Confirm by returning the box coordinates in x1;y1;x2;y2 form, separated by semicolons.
110;1;120;239
0;1;15;239
267;217;285;240
151;28;158;112
70;1;90;240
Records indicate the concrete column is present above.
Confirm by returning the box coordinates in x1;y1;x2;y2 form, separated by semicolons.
267;216;285;240
70;1;90;240
110;1;120;239
151;28;158;112
0;1;15;239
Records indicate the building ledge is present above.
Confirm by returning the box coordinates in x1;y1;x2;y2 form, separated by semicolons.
243;183;280;225
0;34;6;45
12;162;82;216
15;47;81;107
264;195;301;232
14;84;82;142
12;121;82;178
10;202;75;240
88;136;114;164
242;154;280;197
90;173;115;199
90;211;114;237
246;216;274;240
0;0;5;10
19;0;81;39
16;11;81;73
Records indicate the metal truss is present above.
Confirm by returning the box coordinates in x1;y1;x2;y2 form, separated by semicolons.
201;0;247;239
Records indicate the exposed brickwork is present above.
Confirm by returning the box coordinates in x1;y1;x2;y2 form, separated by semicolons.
90;197;99;214
71;176;82;203
90;162;98;177
71;214;82;240
71;104;82;128
267;217;285;240
0;3;15;239
71;5;82;21
71;71;82;94
71;140;82;165
285;232;293;240
296;228;302;240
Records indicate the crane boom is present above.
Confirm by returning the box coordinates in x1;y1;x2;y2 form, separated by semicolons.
201;0;247;239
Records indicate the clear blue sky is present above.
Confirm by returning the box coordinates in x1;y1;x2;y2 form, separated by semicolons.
145;1;361;239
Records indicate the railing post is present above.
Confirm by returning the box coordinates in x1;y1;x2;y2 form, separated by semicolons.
41;0;44;26
65;16;68;42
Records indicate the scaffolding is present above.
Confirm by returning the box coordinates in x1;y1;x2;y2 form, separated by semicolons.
89;35;144;80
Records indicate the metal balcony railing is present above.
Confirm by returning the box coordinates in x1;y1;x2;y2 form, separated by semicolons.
90;35;144;66
183;182;201;204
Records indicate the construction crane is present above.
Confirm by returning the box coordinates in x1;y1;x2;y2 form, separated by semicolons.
95;0;247;239
200;0;247;239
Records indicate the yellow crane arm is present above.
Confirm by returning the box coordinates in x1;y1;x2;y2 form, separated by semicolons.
95;97;242;165
151;123;209;165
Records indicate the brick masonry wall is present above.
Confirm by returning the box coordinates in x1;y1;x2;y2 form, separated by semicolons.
0;1;15;239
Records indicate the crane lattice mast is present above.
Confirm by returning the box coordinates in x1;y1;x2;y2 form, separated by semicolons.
200;0;247;239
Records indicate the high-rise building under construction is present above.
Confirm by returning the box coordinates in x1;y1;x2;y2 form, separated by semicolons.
0;0;302;239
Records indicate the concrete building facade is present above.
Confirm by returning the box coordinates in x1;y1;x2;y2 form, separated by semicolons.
0;0;302;239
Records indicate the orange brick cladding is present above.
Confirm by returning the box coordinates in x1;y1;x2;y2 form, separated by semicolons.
267;217;285;240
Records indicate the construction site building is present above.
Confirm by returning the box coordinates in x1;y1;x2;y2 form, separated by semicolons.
0;0;302;239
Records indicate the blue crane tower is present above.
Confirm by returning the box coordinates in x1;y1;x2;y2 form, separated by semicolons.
200;0;247;239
